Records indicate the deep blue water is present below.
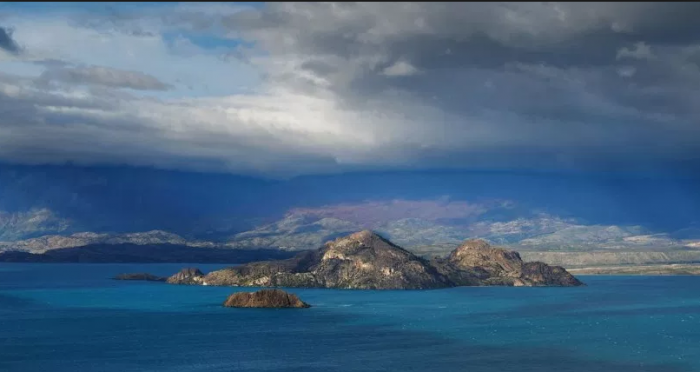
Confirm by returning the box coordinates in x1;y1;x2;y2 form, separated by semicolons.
1;264;699;372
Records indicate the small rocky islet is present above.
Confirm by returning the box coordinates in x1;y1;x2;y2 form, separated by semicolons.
223;289;311;308
116;230;584;290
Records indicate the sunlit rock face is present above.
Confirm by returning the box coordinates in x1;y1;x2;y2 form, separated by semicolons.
166;268;206;285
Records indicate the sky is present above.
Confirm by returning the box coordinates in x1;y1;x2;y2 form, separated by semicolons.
1;2;700;178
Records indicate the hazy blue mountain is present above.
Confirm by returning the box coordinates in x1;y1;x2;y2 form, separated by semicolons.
2;163;700;252
0;230;217;253
0;163;277;236
0;208;74;241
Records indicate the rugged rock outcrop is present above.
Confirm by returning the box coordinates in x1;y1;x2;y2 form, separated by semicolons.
519;261;583;286
166;268;206;285
222;289;311;308
204;231;450;289
113;273;166;282
161;232;584;289
431;239;584;286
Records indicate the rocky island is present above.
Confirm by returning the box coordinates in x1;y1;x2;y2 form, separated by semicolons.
128;231;583;289
113;273;166;282
223;289;311;308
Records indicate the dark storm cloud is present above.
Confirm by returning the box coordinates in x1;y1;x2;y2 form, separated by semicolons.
216;2;700;175
223;3;700;100
0;26;20;54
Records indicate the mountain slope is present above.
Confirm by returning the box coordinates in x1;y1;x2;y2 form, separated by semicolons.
226;208;696;254
0;209;73;241
0;230;215;253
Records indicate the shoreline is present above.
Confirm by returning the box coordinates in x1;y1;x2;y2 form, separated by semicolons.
568;263;700;275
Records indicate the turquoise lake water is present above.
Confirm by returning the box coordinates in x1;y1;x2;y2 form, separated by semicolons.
1;263;699;372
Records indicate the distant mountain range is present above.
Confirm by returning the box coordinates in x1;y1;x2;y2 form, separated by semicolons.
0;229;216;253
3;164;700;270
2;200;700;260
224;200;700;254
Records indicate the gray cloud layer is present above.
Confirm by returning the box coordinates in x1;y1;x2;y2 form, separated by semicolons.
0;26;21;54
2;3;700;177
38;65;173;91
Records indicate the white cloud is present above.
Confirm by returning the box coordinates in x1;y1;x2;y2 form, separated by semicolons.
4;15;259;98
382;60;419;77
